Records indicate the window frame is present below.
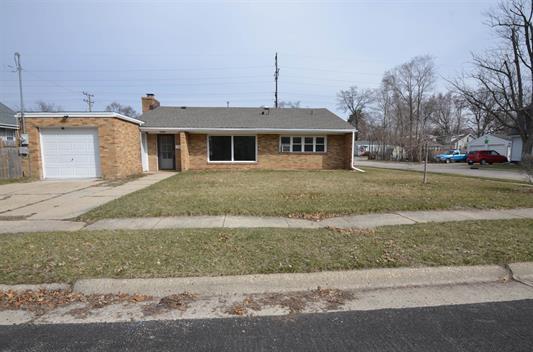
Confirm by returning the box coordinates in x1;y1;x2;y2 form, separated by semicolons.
207;135;258;163
279;136;327;153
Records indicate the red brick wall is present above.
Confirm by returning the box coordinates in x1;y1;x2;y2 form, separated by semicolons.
179;132;190;171
186;133;352;170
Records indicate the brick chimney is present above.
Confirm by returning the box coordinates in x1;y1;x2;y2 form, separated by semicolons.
141;93;160;113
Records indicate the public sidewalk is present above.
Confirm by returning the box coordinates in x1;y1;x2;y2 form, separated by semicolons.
0;207;532;234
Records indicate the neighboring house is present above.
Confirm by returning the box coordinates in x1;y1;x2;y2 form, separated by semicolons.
355;140;374;156
21;94;356;179
0;102;18;144
449;133;473;150
467;134;512;159
354;141;407;161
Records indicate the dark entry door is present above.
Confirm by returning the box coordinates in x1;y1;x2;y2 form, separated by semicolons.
157;134;176;170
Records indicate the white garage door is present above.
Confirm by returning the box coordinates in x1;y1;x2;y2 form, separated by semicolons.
40;128;101;179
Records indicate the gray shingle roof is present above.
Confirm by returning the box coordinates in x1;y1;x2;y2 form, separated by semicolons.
0;102;17;128
140;107;354;131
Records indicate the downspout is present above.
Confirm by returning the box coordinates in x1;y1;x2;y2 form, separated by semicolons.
351;130;365;172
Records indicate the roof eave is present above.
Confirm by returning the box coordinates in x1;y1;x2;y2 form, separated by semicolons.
17;112;145;126
140;127;357;134
0;123;18;129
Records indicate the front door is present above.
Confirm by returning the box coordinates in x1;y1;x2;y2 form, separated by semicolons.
157;134;175;170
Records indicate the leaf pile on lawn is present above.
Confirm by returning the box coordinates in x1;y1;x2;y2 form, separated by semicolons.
0;289;152;316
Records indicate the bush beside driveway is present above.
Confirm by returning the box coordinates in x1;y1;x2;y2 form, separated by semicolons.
1;219;532;285
80;169;533;221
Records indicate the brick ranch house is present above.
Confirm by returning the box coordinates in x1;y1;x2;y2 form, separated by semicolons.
22;94;356;179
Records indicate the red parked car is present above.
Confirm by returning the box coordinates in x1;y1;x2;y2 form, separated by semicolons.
467;150;508;165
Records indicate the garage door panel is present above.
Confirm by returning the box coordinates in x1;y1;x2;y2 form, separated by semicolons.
40;128;101;179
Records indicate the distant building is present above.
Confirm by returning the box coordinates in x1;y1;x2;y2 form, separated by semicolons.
449;133;473;150
0;102;18;143
467;134;512;159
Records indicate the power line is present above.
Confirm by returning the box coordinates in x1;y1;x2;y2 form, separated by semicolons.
23;65;271;73
23;70;82;95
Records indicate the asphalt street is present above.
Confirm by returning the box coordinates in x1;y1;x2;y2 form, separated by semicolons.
1;299;532;351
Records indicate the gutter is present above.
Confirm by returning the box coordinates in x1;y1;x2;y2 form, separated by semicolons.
0;123;19;129
140;127;356;134
16;112;145;126
351;130;365;172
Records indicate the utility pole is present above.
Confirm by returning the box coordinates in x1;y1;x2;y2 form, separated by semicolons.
82;91;94;112
274;52;279;108
13;52;31;177
14;53;25;133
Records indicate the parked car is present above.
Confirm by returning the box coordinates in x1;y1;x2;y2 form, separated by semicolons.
467;150;508;165
435;149;467;163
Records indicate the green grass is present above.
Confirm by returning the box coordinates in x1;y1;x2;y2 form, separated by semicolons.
80;169;533;221
1;219;532;284
475;163;523;171
0;177;32;185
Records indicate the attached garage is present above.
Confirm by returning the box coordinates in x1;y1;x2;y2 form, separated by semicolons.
24;112;145;180
40;128;101;179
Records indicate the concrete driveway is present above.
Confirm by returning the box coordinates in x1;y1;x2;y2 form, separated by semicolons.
355;159;530;182
0;173;174;220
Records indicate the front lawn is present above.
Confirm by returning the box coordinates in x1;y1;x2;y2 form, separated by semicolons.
1;219;532;284
80;169;533;221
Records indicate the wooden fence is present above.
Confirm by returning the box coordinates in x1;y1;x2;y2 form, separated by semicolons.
0;140;23;179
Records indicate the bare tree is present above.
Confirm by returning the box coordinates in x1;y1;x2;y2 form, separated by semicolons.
105;102;139;117
382;56;435;160
427;92;468;144
453;0;533;157
456;88;502;137
34;101;62;112
336;86;374;139
278;101;301;108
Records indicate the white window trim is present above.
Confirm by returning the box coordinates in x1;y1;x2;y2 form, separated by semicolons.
207;135;258;163
279;136;327;153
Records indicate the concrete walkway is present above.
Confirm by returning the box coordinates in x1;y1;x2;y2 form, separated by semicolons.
0;172;174;220
355;159;530;182
1;207;531;234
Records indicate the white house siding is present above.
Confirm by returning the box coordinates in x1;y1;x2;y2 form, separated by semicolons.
452;135;473;150
467;134;511;159
510;136;523;162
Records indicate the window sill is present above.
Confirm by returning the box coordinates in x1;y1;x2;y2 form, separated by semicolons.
207;161;258;164
279;152;327;155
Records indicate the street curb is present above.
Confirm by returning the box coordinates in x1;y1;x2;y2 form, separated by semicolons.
73;265;510;297
0;283;71;293
508;262;533;286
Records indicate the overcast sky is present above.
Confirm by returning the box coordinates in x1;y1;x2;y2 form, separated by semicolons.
1;0;499;118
